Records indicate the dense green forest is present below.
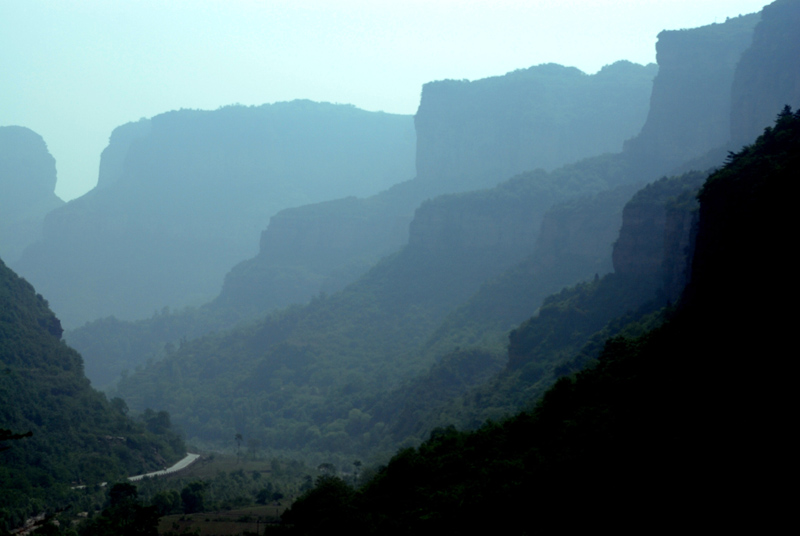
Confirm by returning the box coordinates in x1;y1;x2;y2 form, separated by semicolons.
0;257;185;532
281;106;800;534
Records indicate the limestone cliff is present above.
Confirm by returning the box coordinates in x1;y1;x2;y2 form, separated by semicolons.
217;62;657;316
421;183;642;361
415;61;656;188
216;193;411;312
662;191;698;302
624;14;759;170
13;101;416;327
95;118;152;190
730;0;800;146
612;171;705;295
0;126;64;263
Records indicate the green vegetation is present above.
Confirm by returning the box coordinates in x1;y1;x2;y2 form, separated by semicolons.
110;158;642;458
281;106;800;533
0;257;185;531
5;5;796;532
113;156;704;464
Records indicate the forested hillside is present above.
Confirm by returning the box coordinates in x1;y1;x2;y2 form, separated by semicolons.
375;170;705;440
0;257;185;531
281;104;800;535
110;157;655;455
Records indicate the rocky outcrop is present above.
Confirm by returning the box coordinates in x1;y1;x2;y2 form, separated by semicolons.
95;118;152;190
624;14;759;170
415;61;656;188
662;192;698;302
0;126;64;263
408;188;543;254
421;182;642;360
730;0;800;146
216;193;412;312
612;171;706;293
217;62;658;316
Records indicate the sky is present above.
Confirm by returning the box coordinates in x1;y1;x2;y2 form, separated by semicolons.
1;0;772;202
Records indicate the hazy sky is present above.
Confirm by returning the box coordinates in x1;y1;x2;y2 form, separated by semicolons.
1;0;771;201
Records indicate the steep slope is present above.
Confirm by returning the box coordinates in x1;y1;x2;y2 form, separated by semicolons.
417;182;643;363
14;101;416;328
0;127;64;263
84;5;784;408
111;153;700;457
215;13;764;317
116;146;675;451
730;0;800;145
414;61;656;187
623;13;759;170
281;104;800;536
374;170;705;442
216;61;657;314
0;257;184;530
69;62;658;389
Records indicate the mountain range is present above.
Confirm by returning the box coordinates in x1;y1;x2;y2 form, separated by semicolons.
1;0;799;531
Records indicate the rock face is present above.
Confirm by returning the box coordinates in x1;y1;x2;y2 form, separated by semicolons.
624;14;759;169
13;101;416;327
421;182;642;360
408;187;544;254
730;0;800;146
0;126;64;263
612;171;706;294
662;192;698;303
415;61;657;188
218;62;658;315
95;117;152;190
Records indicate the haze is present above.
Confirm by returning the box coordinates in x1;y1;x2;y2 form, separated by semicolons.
1;0;770;202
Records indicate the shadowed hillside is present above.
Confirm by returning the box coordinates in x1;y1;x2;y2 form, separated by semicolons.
281;104;800;536
0;257;185;531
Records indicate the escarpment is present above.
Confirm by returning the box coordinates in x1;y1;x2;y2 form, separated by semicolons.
624;14;759;169
13;101;416;327
730;0;800;145
415;61;656;188
612;171;705;291
0;126;64;263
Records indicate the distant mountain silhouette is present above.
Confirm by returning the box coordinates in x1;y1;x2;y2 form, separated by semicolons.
0;126;64;263
13;101;416;327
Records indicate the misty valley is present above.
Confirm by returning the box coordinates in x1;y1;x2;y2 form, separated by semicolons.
1;1;798;534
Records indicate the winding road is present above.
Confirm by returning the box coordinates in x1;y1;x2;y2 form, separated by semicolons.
128;452;201;481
